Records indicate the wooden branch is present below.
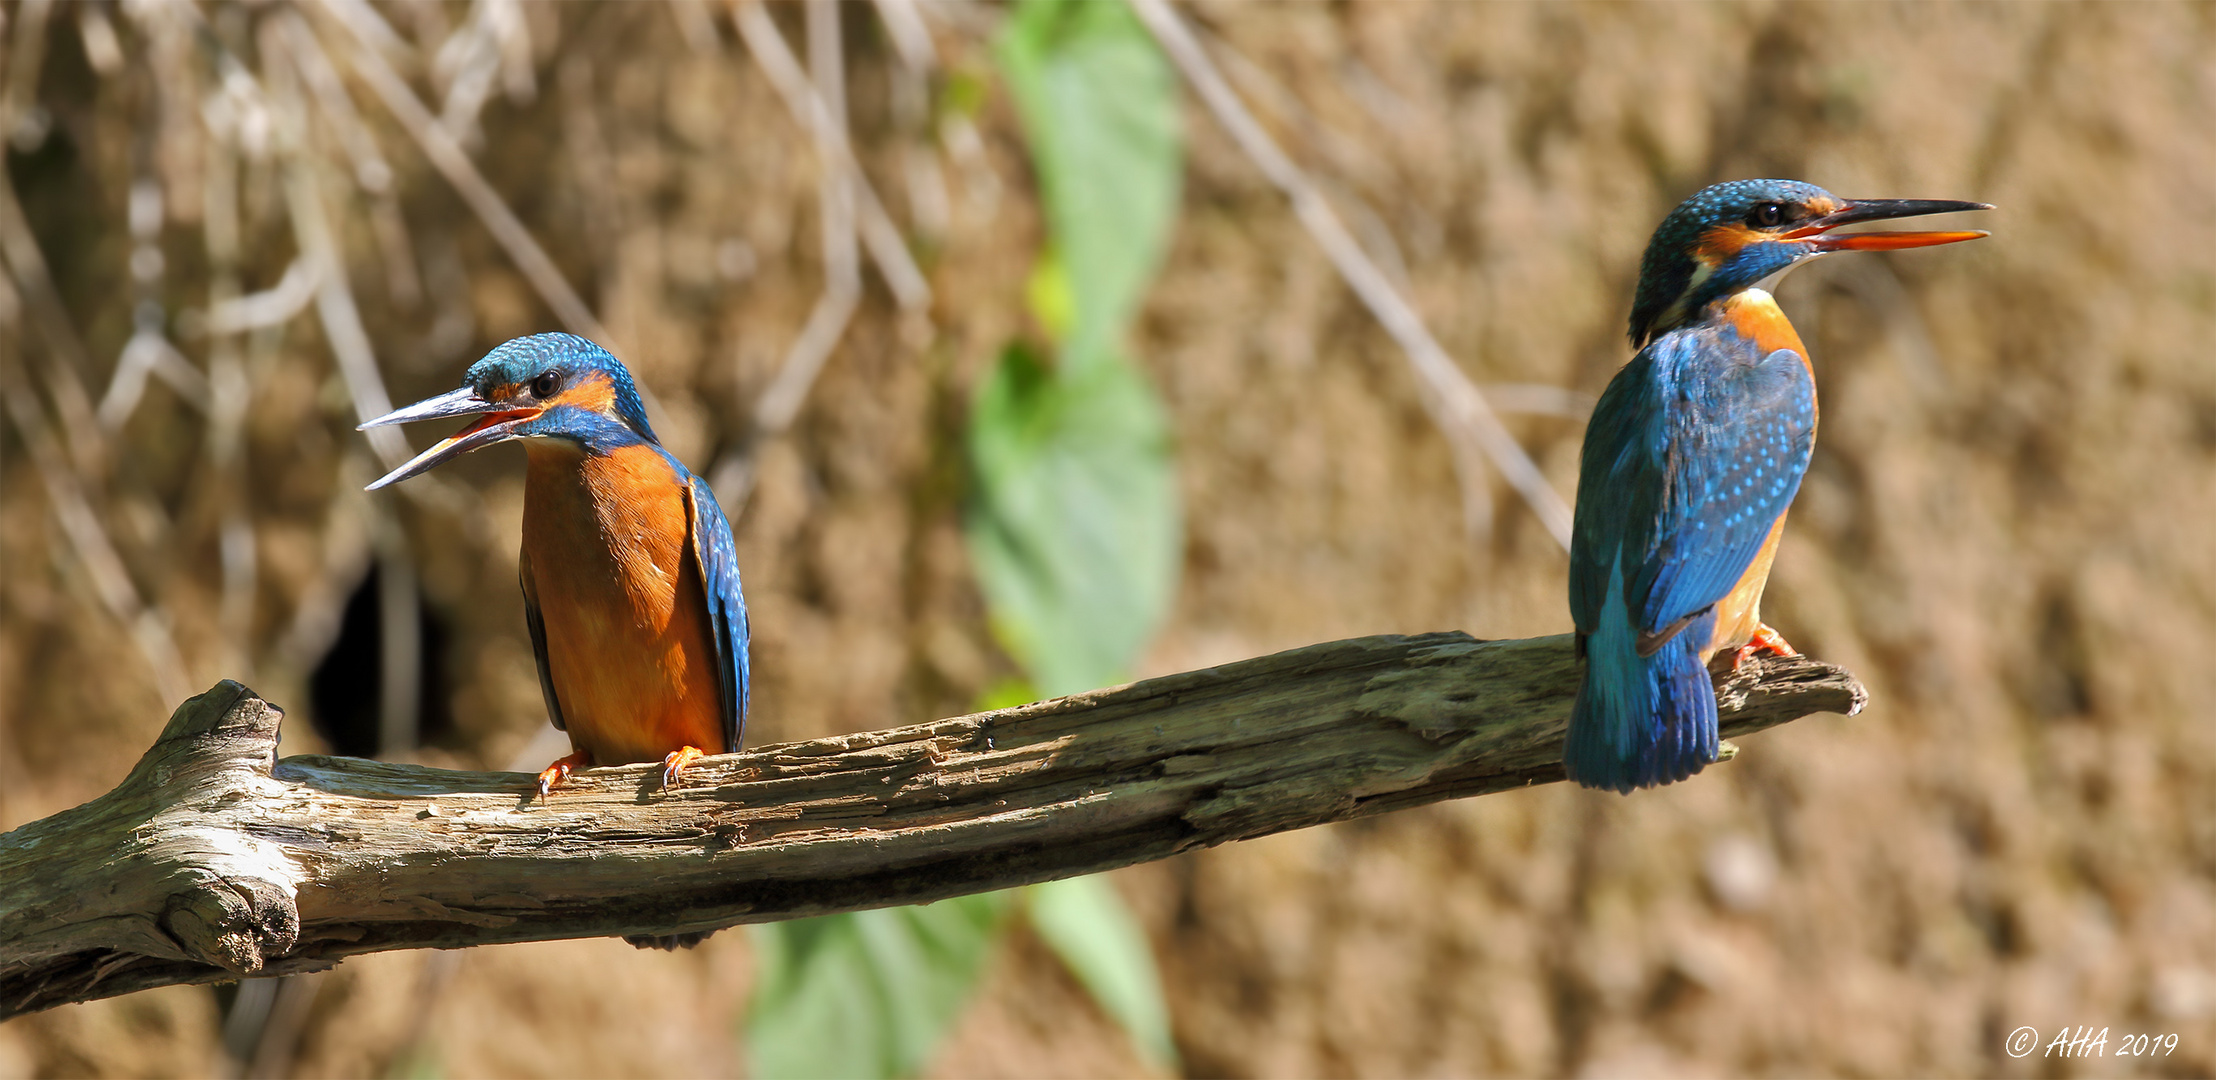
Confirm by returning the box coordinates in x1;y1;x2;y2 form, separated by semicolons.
0;632;1863;1018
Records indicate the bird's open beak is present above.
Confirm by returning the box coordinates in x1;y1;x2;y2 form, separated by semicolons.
359;386;541;491
1787;198;1993;252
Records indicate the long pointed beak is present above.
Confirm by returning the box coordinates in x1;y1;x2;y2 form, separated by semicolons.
1787;198;1993;252
359;385;503;430
360;387;539;490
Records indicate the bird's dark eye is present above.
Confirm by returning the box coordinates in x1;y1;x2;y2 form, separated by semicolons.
531;372;561;398
1749;203;1786;228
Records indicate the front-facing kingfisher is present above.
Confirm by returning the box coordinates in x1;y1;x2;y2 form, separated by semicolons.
361;333;749;796
1568;179;1988;793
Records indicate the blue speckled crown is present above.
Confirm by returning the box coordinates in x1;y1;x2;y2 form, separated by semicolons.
465;333;658;442
1628;179;1836;347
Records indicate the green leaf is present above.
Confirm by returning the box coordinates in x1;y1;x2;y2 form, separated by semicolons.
941;64;991;120
997;0;1183;372
382;1044;443;1080
975;676;1041;713
1024;876;1178;1067
965;343;1180;698
1023;248;1077;343
746;894;1012;1080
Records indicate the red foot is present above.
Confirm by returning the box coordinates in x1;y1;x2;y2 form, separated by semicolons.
536;751;592;797
1727;622;1799;671
661;745;707;789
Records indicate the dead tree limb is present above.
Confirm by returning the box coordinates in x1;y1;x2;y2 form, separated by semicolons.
0;632;1863;1018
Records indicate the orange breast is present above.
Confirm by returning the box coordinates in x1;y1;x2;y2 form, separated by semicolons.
521;440;726;764
1720;288;1812;367
1704;512;1789;659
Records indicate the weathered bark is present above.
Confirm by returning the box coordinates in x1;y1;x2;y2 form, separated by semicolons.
0;631;1863;1018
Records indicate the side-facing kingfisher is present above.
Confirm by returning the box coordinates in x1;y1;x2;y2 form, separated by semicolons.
1568;179;1988;793
361;333;750;796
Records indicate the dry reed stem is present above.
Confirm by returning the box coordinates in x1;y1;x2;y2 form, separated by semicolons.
1132;0;1575;550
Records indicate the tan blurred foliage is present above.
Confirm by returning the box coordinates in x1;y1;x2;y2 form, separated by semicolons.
3;2;2215;1077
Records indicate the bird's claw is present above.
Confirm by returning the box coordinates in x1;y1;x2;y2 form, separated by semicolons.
1727;622;1799;671
661;745;707;789
535;751;592;798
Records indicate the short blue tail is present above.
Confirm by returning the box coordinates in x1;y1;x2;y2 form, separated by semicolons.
1566;609;1720;793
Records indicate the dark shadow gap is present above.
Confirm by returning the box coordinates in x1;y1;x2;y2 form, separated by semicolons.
307;566;455;758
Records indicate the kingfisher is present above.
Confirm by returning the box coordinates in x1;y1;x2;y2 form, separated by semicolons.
1568;179;1988;793
361;333;749;797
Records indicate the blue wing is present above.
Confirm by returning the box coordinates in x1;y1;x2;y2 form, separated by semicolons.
684;475;751;752
1570;349;1667;638
518;550;566;732
1571;324;1816;650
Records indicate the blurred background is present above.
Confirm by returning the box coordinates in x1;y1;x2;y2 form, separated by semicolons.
4;1;2216;1076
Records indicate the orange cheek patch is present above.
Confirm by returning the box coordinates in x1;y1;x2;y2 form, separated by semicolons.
1693;222;1764;265
549;373;619;416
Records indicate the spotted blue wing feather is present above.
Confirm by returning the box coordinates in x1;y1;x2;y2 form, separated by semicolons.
685;475;751;752
1635;335;1817;639
1567;323;1816;791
